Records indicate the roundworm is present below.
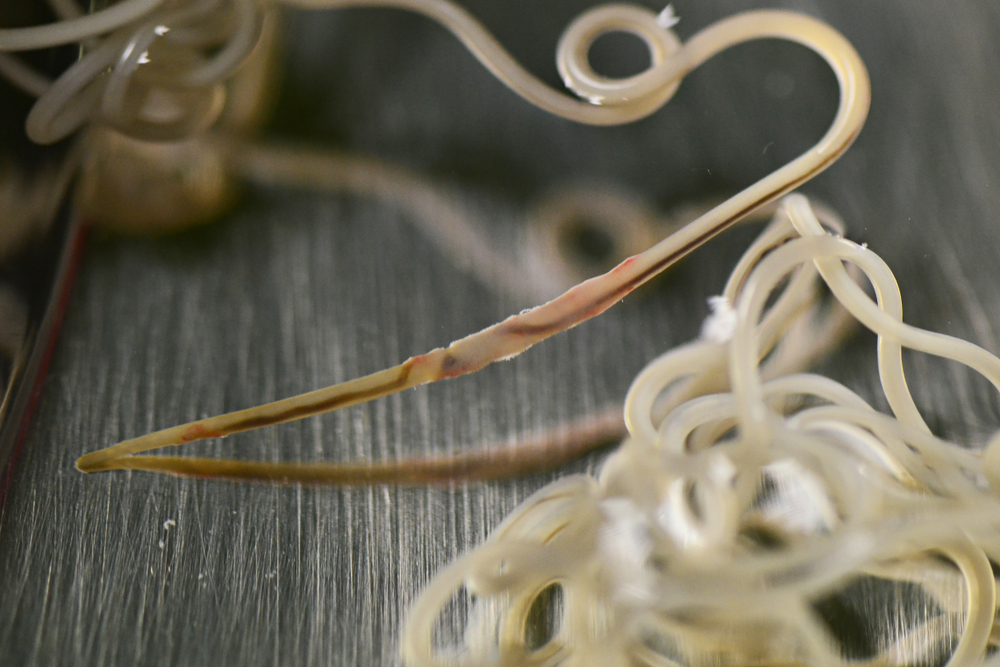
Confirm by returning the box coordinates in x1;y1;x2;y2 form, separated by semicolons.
401;196;1000;666
72;4;872;482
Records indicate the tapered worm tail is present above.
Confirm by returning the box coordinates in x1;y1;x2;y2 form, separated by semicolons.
76;5;870;482
78;407;626;484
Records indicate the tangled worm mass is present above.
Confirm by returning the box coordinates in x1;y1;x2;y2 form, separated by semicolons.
402;196;1000;667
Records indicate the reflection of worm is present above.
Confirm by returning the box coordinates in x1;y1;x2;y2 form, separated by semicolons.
86;406;627;485
68;5;871;484
228;141;553;304
231;145;744;305
0;282;29;367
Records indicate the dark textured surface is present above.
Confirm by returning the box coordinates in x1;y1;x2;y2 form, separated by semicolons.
3;0;1000;665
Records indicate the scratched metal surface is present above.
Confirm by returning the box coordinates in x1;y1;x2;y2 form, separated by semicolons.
2;0;1000;665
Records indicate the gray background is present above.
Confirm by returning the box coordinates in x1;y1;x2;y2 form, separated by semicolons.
3;0;1000;665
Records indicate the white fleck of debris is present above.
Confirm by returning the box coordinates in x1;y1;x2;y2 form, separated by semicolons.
658;4;680;28
700;296;738;344
860;242;868;250
198;573;205;580
163;519;176;530
153;25;170;36
137;51;150;64
158;539;165;549
706;452;737;487
760;459;839;533
975;471;990;490
598;498;655;602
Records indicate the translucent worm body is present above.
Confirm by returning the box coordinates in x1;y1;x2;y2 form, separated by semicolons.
52;3;871;482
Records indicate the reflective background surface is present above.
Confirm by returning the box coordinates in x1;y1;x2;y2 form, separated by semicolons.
2;1;1000;665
